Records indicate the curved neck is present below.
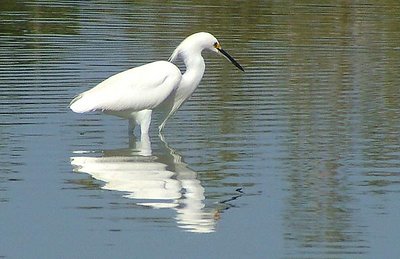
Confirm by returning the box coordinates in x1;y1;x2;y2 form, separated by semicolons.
181;53;205;92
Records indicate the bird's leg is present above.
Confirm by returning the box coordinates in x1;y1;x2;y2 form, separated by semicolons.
158;98;184;134
128;118;136;135
128;134;137;149
137;133;152;156
158;110;173;133
158;122;165;134
138;109;152;137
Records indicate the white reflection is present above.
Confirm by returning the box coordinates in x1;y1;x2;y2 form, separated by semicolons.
71;134;219;233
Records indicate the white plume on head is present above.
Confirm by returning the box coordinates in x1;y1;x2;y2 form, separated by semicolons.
168;44;181;63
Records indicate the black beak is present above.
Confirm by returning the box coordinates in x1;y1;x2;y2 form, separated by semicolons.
218;48;244;72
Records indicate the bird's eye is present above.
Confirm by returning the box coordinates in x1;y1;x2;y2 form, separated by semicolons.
213;42;220;49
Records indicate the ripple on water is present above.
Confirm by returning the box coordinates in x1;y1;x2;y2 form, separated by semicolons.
1;1;400;257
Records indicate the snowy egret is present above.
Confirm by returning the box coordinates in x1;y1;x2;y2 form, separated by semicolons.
69;32;244;136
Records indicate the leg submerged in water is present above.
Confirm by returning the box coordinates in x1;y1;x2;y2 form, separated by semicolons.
128;109;152;137
128;118;136;135
128;109;152;136
138;110;152;137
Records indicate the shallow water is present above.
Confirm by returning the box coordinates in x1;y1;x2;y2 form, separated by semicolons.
1;1;400;258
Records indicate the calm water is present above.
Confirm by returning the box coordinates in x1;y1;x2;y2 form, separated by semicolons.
1;1;400;258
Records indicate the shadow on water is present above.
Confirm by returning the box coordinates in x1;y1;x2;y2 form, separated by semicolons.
70;134;243;233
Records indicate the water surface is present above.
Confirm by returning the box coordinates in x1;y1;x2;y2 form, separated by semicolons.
1;1;400;258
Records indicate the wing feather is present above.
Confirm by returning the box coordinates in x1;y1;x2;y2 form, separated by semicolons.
70;61;181;113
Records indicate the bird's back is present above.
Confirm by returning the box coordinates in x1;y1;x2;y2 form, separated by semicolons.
70;61;182;114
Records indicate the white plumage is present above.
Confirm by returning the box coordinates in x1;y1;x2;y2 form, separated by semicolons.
70;32;244;137
70;61;181;114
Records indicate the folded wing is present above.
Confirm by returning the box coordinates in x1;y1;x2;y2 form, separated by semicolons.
70;61;182;113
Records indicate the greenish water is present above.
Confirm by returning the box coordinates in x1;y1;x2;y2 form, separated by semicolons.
1;1;400;258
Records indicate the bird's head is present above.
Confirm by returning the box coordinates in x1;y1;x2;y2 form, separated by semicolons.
169;32;244;72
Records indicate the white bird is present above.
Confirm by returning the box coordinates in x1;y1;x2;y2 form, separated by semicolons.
69;32;244;137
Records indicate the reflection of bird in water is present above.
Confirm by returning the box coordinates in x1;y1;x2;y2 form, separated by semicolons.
71;134;243;233
70;32;244;137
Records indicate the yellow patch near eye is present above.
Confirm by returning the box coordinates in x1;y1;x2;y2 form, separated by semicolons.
214;42;221;49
